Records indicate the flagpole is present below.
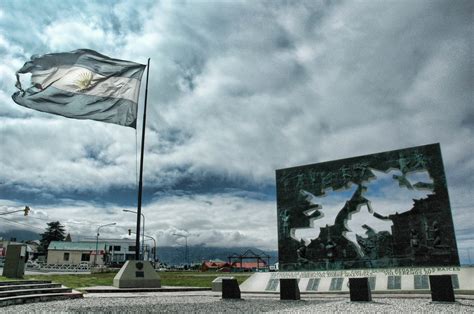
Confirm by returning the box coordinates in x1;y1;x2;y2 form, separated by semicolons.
136;58;150;261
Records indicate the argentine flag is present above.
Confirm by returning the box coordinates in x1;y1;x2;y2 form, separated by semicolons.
12;49;146;128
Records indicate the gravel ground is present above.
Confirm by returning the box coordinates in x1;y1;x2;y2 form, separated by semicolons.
4;291;474;313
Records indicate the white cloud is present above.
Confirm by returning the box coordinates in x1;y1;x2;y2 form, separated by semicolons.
40;20;121;53
0;192;277;250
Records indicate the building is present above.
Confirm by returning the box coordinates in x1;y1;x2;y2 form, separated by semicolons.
200;259;230;271
231;261;268;271
0;239;23;255
47;241;107;265
24;240;40;260
79;239;138;265
105;239;137;264
47;239;141;266
0;240;10;258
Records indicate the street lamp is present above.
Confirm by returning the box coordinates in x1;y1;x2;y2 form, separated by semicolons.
144;234;157;263
172;233;189;266
123;209;145;260
94;222;116;266
129;231;157;263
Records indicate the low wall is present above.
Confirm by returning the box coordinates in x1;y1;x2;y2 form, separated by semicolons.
239;266;474;294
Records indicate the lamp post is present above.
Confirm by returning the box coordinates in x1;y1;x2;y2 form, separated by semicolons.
123;209;145;260
130;231;157;263
144;234;157;263
172;233;189;266
94;222;116;266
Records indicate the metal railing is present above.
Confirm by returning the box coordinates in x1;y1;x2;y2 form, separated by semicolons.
26;262;91;272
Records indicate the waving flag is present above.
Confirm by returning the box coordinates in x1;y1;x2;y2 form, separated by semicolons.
12;49;146;128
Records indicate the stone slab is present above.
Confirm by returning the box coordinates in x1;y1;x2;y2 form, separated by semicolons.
2;244;27;278
212;277;235;292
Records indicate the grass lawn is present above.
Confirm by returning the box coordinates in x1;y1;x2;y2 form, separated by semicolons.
158;272;251;288
0;271;252;289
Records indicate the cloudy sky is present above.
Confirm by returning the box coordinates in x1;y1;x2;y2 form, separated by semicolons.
0;1;472;263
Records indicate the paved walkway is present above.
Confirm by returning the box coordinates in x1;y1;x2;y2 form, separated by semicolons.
4;291;474;313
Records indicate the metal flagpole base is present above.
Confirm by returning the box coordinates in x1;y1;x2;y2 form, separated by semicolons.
113;260;161;288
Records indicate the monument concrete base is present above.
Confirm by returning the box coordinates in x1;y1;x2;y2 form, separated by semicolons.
2;244;27;278
240;266;474;294
212;276;235;292
113;260;161;288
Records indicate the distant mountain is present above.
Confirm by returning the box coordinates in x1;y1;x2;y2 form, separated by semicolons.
0;229;40;241
157;245;278;266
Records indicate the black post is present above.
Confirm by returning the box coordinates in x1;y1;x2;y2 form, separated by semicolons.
135;58;150;261
280;279;300;300
349;277;372;302
429;275;455;302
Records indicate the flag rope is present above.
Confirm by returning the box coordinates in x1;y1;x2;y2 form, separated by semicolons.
135;127;139;191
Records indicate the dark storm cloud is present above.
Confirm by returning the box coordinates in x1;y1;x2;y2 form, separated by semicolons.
0;0;471;249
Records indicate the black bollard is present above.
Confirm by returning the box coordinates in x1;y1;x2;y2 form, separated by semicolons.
429;275;455;302
280;279;300;300
349;277;372;302
222;278;241;299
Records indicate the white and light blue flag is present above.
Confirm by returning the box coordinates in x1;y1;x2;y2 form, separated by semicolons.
12;49;146;128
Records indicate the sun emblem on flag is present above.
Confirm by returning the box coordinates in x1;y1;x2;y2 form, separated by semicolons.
74;71;94;91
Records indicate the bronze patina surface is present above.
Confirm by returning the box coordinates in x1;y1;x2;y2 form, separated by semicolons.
276;143;459;271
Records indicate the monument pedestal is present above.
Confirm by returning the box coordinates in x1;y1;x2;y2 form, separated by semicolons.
2;244;27;278
240;266;473;293
113;260;161;288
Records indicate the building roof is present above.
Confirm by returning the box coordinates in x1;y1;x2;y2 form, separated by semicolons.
232;261;267;269
79;238;136;243
209;258;225;263
202;261;230;268
48;241;107;251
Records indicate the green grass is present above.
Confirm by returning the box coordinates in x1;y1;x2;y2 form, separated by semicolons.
24;272;117;289
158;272;251;287
6;271;252;289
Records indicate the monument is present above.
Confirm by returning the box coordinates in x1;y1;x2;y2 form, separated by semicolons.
276;143;459;271
113;260;161;288
2;244;27;278
240;144;469;299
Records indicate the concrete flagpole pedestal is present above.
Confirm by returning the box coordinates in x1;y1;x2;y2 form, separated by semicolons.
113;260;161;288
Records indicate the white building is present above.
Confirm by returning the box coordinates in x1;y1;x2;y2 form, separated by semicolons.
79;239;138;264
47;241;107;265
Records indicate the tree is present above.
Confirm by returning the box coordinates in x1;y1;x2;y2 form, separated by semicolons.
39;221;66;256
